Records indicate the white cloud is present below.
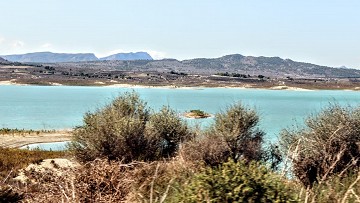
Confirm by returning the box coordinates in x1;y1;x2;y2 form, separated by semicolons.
146;50;166;60
12;40;25;48
41;43;53;49
0;37;4;45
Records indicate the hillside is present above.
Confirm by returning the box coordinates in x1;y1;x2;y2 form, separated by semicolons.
180;54;360;78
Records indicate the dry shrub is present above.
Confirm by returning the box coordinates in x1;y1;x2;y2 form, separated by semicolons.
70;92;150;162
125;158;198;202
181;103;267;166
179;134;231;166
19;158;197;202
75;159;134;202
70;92;191;163
75;158;197;202
147;106;192;159
280;104;360;187
213;103;265;162
21;167;77;203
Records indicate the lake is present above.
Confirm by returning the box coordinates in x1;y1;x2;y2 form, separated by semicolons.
1;85;360;143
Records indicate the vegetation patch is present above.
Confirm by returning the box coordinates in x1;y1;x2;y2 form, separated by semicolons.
0;128;55;136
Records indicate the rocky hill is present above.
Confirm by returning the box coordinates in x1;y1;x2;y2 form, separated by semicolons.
180;54;360;78
100;52;153;60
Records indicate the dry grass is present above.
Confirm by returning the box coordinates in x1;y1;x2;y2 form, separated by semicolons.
17;157;198;203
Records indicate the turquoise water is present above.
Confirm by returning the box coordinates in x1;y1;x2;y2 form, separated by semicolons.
1;85;360;143
20;141;69;151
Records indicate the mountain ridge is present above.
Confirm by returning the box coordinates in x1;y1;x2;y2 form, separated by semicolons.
2;51;153;63
2;52;360;78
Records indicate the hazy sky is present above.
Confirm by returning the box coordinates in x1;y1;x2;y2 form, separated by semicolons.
0;0;359;68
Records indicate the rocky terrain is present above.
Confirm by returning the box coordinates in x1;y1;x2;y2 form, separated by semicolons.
49;54;360;78
1;53;360;89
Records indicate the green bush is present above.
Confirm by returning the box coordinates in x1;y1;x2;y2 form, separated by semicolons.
177;159;299;203
70;92;191;163
280;104;360;187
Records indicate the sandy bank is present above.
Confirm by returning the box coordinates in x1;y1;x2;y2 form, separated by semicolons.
0;79;28;86
269;85;313;91
0;130;72;148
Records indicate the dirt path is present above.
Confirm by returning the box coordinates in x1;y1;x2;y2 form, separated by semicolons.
0;130;72;148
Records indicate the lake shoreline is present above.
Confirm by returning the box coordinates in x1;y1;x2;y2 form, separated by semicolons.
1;79;360;91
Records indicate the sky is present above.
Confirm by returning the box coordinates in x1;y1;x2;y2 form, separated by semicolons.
0;0;359;68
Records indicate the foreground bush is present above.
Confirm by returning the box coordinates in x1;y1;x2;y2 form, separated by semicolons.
280;104;360;187
70;92;191;163
177;159;299;202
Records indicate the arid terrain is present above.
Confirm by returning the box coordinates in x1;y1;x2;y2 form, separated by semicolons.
1;54;360;90
0;130;72;148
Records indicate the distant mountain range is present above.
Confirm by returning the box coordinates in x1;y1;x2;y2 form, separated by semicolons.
2;52;359;78
1;52;153;63
52;54;359;78
100;52;152;61
0;57;6;62
178;54;360;78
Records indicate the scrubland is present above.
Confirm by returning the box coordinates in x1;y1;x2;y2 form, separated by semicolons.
1;92;359;202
